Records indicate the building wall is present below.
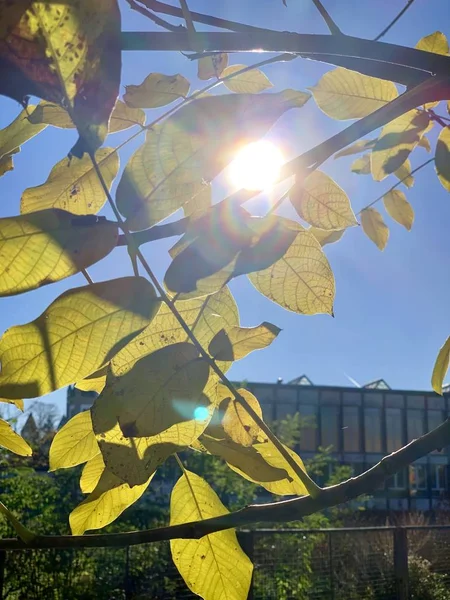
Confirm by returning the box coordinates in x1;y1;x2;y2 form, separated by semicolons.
66;386;97;418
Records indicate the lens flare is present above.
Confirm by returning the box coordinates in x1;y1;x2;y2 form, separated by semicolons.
194;406;210;421
229;140;284;191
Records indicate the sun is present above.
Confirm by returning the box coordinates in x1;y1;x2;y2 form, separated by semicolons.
229;140;284;191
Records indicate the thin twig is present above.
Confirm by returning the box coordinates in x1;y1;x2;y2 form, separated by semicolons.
374;0;416;42
357;158;434;215
126;0;183;32
81;269;94;285
3;418;450;549
311;0;342;35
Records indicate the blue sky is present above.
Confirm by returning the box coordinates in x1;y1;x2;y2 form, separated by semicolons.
1;0;449;418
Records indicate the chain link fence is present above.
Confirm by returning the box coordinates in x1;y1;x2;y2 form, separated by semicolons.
1;526;450;599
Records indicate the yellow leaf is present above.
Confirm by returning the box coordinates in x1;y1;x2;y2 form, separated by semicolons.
75;367;108;395
334;139;376;159
0;107;46;160
0;277;160;399
394;159;415;188
208;322;281;361
0;398;24;411
222;64;273;93
383;190;414;231
80;453;104;494
0;501;36;543
291;170;358;230
170;471;253;600
0;210;118;297
0;152;16;177
124;73;190;108
221;389;264;447
418;135;431;153
371;110;431;181
183;185;212;220
109;100;146;133
112;287;239;376
361;208;389;250
435;126;450;192
197;54;228;80
28;102;74;129
248;228;335;315
351;154;371;175
49;411;98;471
416;31;449;55
0;419;32;456
21;149;119;215
70;468;153;534
117;92;309;230
432;336;450;395
309;68;398;120
92;343;210;438
308;227;345;246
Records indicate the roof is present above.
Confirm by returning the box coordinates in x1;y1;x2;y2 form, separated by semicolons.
288;374;313;386
362;379;391;390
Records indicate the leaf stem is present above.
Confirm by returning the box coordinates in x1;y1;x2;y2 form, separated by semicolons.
81;269;94;285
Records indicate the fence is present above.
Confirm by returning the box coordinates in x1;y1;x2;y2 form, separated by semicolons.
1;526;450;599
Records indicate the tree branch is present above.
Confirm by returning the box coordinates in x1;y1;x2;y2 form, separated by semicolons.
2;419;449;550
310;0;342;35
125;0;183;32
374;0;416;42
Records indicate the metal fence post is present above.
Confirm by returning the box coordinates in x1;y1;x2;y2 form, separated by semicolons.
0;550;6;600
328;532;335;600
393;527;409;600
238;531;254;600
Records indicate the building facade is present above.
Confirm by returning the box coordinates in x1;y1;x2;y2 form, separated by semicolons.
66;378;450;511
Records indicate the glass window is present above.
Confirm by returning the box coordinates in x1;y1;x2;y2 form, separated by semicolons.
343;391;362;406
320;390;340;405
387;469;406;490
276;388;297;403
298;390;319;405
321;406;339;450
427;410;444;432
260;404;274;422
409;464;427;491
428;396;445;410
386;394;404;408
386;408;403;453
298;405;317;451
364;408;382;452
430;464;447;491
276;403;294;420
407;395;425;409
407;409;424;441
364;393;383;407
343;406;360;452
251;385;274;403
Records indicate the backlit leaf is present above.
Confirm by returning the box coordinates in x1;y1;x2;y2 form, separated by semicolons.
124;73;190;108
49;411;98;471
0;107;46;160
334;139;376;159
418;136;431;153
435;126;450;192
0;501;36;543
290;170;358;229
92;343;210;439
183;185;212;220
170;471;253;600
383;190;414;231
0;278;160;399
432;336;450;395
0;398;24;411
222;64;273;93
117;91;310;230
309;68;398;120
394;159;415;188
371;110;430;181
197;54;228;80
80;453;104;494
0;1;121;156
21;149;119;215
308;227;345;246
0;210;118;297
70;468;153;534
221;388;264;447
28;102;74;129
0;419;32;456
248;228;335;315
209;322;281;362
360;208;389;250
351;154;371;175
0;154;15;177
75;367;108;395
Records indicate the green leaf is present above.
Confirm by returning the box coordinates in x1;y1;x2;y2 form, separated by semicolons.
197;54;228;80
112;287;239;376
371;110;430;181
0;210;119;297
309;68;398;120
0;2;121;157
435;126;450;192
360;208;389;250
80;453;104;494
208;322;281;362
70;467;153;534
0;419;32;456
49;411;98;471
222;64;273;93
432;336;450;395
308;227;345;247
394;159;415;188
248;228;335;315
383;190;414;231
351;154;371;175
290;170;358;230
0;107;46;160
0;277;160;399
21;149;119;215
117;92;310;230
124;73;190;108
92;343;210;439
334;139;376;159
170;471;253;600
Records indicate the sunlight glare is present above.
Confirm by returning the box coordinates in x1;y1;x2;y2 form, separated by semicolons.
229;141;284;191
194;406;209;421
